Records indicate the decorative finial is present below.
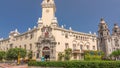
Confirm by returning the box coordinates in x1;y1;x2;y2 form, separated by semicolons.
100;18;106;23
61;25;64;28
69;27;72;30
34;26;36;29
89;31;92;34
114;23;119;28
94;32;96;35
15;29;18;32
100;18;104;21
0;38;3;40
28;28;31;31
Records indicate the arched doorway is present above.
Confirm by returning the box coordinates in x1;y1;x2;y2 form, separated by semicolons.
42;47;50;60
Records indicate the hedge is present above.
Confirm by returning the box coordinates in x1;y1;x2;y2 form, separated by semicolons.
84;50;104;61
28;61;120;68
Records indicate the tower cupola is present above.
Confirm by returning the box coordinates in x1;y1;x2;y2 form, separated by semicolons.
98;18;110;37
40;0;57;26
112;23;120;35
100;18;106;24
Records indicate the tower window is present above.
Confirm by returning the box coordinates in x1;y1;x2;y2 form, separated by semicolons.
107;32;109;35
100;26;103;29
100;33;103;36
114;30;117;33
105;26;106;28
47;0;50;2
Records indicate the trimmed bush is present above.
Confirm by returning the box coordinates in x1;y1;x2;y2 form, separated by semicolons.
84;50;104;61
28;61;120;68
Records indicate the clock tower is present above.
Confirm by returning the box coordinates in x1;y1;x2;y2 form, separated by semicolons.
38;0;58;27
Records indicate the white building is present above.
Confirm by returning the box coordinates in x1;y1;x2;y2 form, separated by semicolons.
0;0;97;61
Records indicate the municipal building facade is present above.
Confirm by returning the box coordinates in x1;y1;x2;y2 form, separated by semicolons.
0;0;97;61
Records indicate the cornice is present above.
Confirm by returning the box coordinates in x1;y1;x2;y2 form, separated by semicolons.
53;27;97;37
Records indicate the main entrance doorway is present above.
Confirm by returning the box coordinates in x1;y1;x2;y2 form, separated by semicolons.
42;47;50;60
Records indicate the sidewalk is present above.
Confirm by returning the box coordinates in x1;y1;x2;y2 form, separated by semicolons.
0;63;28;68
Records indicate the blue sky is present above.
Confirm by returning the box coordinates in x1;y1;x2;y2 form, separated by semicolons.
0;0;120;38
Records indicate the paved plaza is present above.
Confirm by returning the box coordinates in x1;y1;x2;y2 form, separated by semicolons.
0;63;28;68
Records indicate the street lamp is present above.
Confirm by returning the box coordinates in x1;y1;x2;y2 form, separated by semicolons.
17;51;20;65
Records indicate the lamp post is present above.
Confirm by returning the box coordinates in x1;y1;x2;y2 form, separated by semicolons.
17;51;20;65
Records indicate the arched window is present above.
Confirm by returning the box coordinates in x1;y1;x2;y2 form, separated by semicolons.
73;44;76;50
80;45;83;50
65;43;69;49
87;45;89;50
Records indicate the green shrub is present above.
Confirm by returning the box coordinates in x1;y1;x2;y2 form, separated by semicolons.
0;51;6;61
28;61;120;68
6;48;27;60
84;50;104;61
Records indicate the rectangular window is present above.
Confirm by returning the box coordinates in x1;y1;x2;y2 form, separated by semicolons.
76;36;78;39
58;42;60;45
92;38;95;42
80;45;83;50
10;44;13;49
87;45;89;50
19;45;21;48
24;45;26;50
30;44;32;50
30;33;34;39
93;46;95;50
65;43;69;49
65;34;68;38
25;35;28;39
30;34;33;39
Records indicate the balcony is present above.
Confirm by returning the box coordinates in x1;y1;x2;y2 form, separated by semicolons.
80;50;84;54
72;49;80;54
72;49;84;54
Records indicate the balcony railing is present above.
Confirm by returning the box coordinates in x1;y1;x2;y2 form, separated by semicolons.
73;49;84;54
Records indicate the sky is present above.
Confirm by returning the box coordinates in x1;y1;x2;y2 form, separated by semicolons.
0;0;120;38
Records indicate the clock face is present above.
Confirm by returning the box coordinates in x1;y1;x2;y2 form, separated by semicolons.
46;9;49;13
